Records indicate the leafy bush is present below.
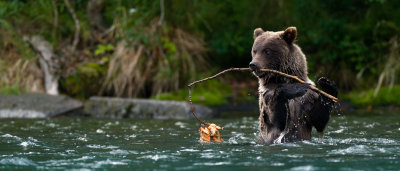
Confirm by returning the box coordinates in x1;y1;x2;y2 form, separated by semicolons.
153;79;231;106
343;86;400;106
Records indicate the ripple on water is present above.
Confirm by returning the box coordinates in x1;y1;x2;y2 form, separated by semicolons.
46;123;57;128
21;137;40;147
20;141;31;147
169;132;178;136
370;138;397;145
109;149;130;155
0;157;36;166
228;137;238;144
271;162;285;166
180;148;199;152
1;134;39;147
96;129;105;134
329;145;372;155
325;158;343;163
1;133;21;140
174;121;187;129
223;122;239;129
200;152;222;159
301;140;318;146
86;144;119;149
339;138;368;144
228;132;251;144
92;159;128;168
139;154;171;161
194;161;231;166
290;165;315;171
104;121;120;127
331;128;345;134
73;156;95;161
130;125;137;130
77;134;88;142
365;122;380;128
77;137;88;142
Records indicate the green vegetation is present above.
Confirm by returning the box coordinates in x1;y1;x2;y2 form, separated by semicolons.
153;79;231;106
0;0;400;107
343;86;400;107
0;85;21;95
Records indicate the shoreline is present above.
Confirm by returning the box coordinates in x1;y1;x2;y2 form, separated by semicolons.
0;93;399;119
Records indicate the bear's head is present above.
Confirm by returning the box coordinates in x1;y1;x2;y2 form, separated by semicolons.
249;27;309;84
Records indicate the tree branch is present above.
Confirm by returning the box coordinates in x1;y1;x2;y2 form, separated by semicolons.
158;0;165;26
64;0;80;53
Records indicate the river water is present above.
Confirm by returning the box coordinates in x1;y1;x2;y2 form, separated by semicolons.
0;112;399;170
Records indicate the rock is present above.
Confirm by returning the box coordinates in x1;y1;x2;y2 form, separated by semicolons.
0;93;83;118
84;97;215;119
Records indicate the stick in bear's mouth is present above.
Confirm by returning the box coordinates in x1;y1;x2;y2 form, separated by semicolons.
187;67;339;125
254;70;268;78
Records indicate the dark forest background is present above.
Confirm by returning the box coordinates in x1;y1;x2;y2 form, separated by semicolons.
1;0;400;107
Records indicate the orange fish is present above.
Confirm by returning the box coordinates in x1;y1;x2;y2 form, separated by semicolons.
199;123;223;143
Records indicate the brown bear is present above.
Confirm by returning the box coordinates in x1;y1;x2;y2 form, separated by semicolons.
249;27;338;144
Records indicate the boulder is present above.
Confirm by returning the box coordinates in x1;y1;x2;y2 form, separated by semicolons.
0;93;83;118
84;97;215;119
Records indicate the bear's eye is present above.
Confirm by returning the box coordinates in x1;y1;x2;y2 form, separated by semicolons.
253;50;257;54
263;49;271;55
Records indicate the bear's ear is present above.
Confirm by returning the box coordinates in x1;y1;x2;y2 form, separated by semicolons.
281;27;297;44
254;28;264;39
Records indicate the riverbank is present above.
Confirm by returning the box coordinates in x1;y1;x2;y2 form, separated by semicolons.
1;91;399;119
0;93;214;119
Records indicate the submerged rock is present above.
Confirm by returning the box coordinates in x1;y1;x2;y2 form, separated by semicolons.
0;93;83;118
84;97;215;119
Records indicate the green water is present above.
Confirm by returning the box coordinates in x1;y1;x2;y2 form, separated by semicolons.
0;113;399;170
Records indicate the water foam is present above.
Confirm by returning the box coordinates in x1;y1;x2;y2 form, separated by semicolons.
86;144;119;149
0;157;36;166
139;154;170;161
194;161;231;166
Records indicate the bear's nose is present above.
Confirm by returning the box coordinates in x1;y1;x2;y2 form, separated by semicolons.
249;62;259;71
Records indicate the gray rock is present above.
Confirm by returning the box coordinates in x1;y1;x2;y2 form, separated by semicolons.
84;97;215;119
0;93;83;118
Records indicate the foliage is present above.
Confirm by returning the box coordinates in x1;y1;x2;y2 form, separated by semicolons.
94;44;114;56
1;0;400;106
153;79;231;106
0;59;43;94
0;85;21;95
60;61;107;99
343;86;400;106
0;0;208;98
100;22;207;97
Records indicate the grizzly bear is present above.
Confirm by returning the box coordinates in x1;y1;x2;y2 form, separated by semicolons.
250;27;338;144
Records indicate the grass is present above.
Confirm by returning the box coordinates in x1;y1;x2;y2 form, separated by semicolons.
343;85;400;107
0;85;21;95
152;79;232;106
